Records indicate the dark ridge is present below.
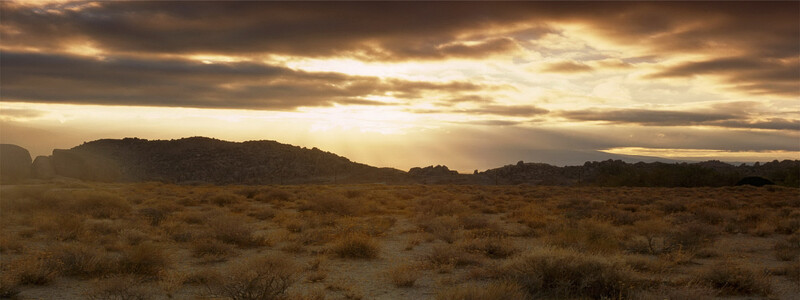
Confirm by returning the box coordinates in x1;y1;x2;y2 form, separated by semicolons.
1;138;798;187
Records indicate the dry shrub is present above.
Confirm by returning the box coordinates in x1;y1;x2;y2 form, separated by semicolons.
255;188;293;203
192;239;235;262
35;212;86;241
119;242;171;276
424;244;481;269
0;271;21;298
248;207;277;220
85;275;158;300
695;261;771;295
545;219;620;253
666;222;718;251
336;216;396;237
139;207;168;226
436;281;528;300
300;195;359;216
385;264;420;287
773;236;800;261
202;256;297;300
417;216;462;244
459;237;517;259
206;192;244;207
69;190;131;219
331;233;379;259
0;233;24;254
501;247;639;299
414;197;465;216
458;214;490;230
51;243;114;277
9;251;61;285
209;215;263;247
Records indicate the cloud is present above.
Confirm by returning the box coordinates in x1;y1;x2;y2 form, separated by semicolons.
559;108;800;131
540;61;593;73
559;109;736;125
413;104;549;117
0;107;46;120
0;51;489;110
648;57;800;96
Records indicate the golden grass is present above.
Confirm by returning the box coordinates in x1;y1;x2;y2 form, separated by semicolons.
1;182;797;298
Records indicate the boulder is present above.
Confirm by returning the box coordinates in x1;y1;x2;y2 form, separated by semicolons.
0;144;32;183
51;149;121;182
31;156;55;179
735;176;775;187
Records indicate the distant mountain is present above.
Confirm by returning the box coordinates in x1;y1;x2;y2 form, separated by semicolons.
1;137;797;187
47;137;410;184
479;159;800;187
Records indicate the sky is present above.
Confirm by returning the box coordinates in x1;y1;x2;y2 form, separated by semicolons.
1;1;798;172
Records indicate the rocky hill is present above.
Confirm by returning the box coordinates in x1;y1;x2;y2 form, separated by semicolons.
1;137;797;187
479;159;800;187
37;137;411;184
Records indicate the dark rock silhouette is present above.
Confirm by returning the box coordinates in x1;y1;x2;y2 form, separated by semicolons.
0;144;32;183
18;136;800;187
408;165;458;176
735;176;775;187
51;149;121;182
49;137;409;184
31;156;56;179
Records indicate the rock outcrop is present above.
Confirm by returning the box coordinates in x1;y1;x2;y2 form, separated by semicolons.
0;144;32;183
735;176;775;187
51;149;121;182
31;156;56;179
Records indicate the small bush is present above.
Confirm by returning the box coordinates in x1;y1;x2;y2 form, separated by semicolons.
70;190;131;219
695;261;771;295
424;245;481;269
386;265;420;287
51;243;113;277
459;237;517;259
209;215;263;247
501;247;639;299
202;256;297;300
0;272;21;298
192;239;235;262
436;281;528;300
85;275;158;300
10;251;61;285
331;233;379;259
119;242;171;276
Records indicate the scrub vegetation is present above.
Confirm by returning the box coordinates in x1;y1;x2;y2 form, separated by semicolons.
1;181;798;299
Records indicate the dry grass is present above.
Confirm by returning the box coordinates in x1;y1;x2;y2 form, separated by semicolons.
436;281;528;300
331;233;380;259
1;183;797;298
201;256;296;300
500;247;640;299
695;261;772;296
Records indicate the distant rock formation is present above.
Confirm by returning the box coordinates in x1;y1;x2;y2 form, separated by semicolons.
6;137;799;187
48;137;409;184
735;176;775;187
31;156;55;179
0;144;32;183
409;165;458;176
51;149;121;182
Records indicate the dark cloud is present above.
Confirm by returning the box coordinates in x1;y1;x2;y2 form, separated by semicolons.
0;51;488;110
648;57;800;96
560;109;736;125
413;105;548;117
559;108;800;131
540;61;593;73
2;2;796;61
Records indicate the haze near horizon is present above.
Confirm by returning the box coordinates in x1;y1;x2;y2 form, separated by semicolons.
1;1;798;171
